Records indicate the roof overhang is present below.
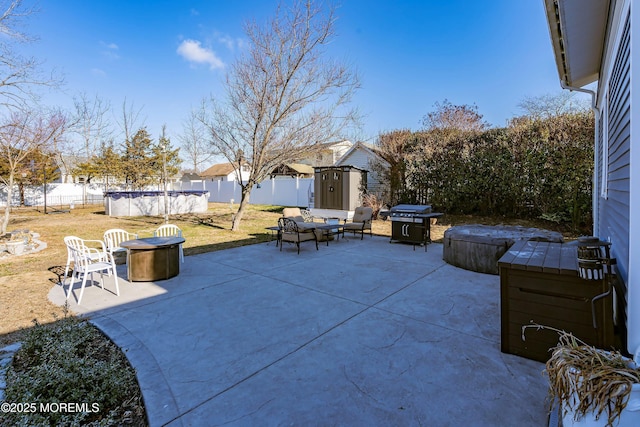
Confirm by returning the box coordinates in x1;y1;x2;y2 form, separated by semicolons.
543;0;610;87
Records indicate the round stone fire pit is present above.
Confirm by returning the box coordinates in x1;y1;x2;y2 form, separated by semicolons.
443;224;563;275
0;230;47;259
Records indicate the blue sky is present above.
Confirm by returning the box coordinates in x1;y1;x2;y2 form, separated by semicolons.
25;0;579;150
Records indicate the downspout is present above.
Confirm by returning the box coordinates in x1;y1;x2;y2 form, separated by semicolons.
560;81;599;236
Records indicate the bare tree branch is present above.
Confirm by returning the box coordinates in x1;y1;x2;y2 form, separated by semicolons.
199;0;360;231
117;98;146;144
0;0;62;109
421;99;487;132
517;92;591;120
179;111;215;173
71;92;113;157
0;107;67;233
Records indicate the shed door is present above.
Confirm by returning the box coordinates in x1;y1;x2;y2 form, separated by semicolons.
321;169;342;210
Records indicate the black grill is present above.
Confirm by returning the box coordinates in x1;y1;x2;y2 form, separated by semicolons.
389;204;432;219
387;204;441;250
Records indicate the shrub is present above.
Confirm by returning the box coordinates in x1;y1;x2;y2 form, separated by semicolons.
2;312;146;426
361;193;386;219
374;111;594;230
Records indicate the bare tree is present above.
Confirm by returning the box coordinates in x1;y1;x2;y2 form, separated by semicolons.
71;92;113;157
58;92;113;185
421;99;487;132
0;0;60;108
517;92;591;120
0;0;66;232
117;98;145;146
0;108;66;233
179;112;213;173
371;129;413;206
198;0;360;231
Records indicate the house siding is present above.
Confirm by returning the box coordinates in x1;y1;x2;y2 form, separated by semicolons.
596;113;603;198
598;9;631;334
336;146;386;196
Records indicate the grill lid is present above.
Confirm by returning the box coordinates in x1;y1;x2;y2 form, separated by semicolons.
390;204;432;214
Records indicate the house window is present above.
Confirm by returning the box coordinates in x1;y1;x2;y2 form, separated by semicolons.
242;164;250;172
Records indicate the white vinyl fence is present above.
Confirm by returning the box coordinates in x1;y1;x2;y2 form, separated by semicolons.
1;178;315;209
0;183;107;208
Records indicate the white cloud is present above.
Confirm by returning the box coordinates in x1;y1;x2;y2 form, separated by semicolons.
214;32;246;51
217;35;235;50
177;39;224;70
100;41;120;60
91;68;106;77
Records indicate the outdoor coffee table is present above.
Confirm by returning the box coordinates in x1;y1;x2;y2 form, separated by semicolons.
120;236;185;282
314;223;345;246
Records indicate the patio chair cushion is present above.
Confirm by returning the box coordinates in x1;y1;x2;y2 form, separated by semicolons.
344;207;372;230
278;217;318;254
283;207;315;230
283;207;303;218
343;206;373;239
343;221;366;230
352;206;373;223
281;232;316;243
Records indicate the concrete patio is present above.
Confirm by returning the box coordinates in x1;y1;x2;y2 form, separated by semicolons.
49;235;550;426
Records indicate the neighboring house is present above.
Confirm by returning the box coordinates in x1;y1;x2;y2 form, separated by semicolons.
54;155;89;184
296;140;353;167
543;0;639;355
175;172;204;190
200;162;251;182
180;172;203;183
269;163;314;179
335;141;389;197
54;155;182;187
54;155;117;185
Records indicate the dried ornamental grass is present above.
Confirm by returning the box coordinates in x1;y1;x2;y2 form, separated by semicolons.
524;324;640;427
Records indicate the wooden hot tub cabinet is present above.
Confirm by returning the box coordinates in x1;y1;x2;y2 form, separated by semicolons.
498;240;615;363
120;237;185;282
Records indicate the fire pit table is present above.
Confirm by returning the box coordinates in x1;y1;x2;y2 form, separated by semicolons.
120;236;185;282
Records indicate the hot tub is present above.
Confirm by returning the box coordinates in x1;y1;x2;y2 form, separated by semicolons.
104;190;209;217
443;224;563;274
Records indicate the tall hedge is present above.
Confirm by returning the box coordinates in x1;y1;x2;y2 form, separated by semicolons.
375;111;594;229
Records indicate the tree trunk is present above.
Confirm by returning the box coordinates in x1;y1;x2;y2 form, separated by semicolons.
231;186;252;231
1;173;15;234
18;182;25;207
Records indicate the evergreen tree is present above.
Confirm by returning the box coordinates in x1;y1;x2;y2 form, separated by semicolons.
121;128;156;190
